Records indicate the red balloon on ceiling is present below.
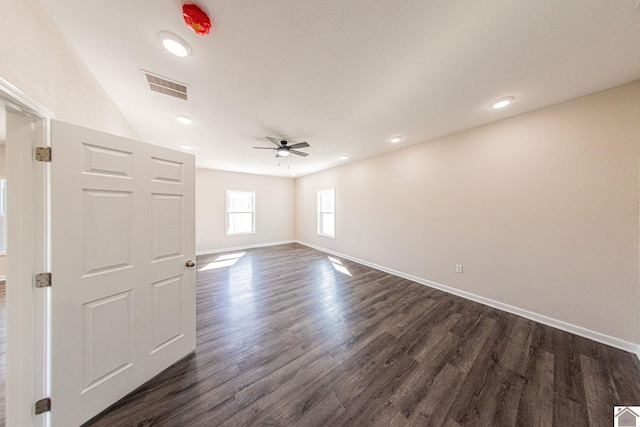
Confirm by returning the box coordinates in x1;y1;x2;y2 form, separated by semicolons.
182;4;211;35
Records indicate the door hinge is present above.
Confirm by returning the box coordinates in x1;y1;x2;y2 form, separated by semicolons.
35;397;51;415
35;146;51;162
35;272;52;288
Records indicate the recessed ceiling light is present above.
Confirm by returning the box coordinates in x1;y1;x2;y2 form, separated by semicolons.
340;155;349;160
158;32;191;57
490;96;514;109
180;144;192;150
175;114;192;124
390;136;403;143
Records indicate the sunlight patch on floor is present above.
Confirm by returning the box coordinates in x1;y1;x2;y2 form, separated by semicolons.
199;252;246;271
328;256;352;277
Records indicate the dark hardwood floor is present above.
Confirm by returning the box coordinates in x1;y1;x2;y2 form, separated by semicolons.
80;243;640;426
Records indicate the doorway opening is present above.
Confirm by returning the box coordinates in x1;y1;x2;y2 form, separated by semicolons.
0;79;52;427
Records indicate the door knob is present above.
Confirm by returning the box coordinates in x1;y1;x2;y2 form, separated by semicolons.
186;260;195;267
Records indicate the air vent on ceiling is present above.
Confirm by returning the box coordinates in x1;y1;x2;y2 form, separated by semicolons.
142;70;189;100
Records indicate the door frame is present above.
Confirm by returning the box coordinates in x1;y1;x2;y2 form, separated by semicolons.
0;76;53;427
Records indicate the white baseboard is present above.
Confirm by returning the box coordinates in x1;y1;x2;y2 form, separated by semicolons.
196;240;295;256
295;240;640;356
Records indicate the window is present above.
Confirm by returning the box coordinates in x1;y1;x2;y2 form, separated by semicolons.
226;190;255;235
317;188;335;238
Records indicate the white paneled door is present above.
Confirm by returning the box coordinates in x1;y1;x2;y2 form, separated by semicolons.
50;121;196;425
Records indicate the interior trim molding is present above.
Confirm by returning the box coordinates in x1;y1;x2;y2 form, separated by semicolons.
295;240;640;357
196;240;295;256
0;76;54;119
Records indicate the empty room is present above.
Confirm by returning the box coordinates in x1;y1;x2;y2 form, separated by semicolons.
1;1;640;426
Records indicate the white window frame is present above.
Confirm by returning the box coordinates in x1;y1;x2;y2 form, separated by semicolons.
317;188;335;238
226;190;256;235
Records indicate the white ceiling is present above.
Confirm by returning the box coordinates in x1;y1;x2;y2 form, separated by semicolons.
38;0;640;177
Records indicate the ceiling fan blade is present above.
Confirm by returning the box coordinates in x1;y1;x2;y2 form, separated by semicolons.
253;146;276;150
287;142;309;149
290;150;309;157
265;136;281;147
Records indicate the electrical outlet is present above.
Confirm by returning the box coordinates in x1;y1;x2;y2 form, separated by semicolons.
456;264;463;274
348;241;354;247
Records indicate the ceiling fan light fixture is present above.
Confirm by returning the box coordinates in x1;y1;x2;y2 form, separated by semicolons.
490;96;514;109
158;32;191;57
278;147;290;157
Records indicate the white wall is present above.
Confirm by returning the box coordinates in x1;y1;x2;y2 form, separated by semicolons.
296;81;640;345
0;0;137;139
196;169;295;253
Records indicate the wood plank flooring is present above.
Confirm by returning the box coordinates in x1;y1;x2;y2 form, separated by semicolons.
73;243;640;426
